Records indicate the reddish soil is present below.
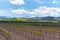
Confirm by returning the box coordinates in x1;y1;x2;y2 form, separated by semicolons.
0;23;60;40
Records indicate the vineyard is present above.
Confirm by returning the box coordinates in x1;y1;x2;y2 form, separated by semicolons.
0;21;60;40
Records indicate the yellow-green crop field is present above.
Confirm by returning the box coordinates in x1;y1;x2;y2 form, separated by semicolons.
0;22;60;40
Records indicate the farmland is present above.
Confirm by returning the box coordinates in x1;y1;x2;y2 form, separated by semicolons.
0;21;60;40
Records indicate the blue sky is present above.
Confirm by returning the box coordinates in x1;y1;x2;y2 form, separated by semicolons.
0;0;60;17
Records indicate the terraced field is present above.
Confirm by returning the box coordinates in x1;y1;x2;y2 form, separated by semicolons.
0;22;60;40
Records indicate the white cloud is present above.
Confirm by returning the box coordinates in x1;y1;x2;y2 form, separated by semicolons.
10;6;60;17
0;10;6;16
30;15;36;17
35;0;41;3
0;11;4;14
11;9;29;14
52;0;56;4
10;0;25;5
30;6;60;17
35;0;45;4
